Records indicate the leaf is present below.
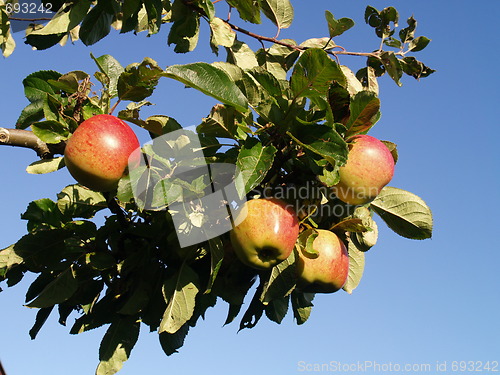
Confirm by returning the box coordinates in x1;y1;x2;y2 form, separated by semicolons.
380;51;403;86
409;36;430;52
0;8;15;57
399;16;417;43
16;101;45;129
26;266;78;308
226;41;259;70
159;325;190;356
345;91;381;136
342;238;365;294
29;1;90;35
261;0;294;30
164;63;248;112
327;81;350;124
264;296;289;323
79;1;114;46
117;57;163;101
371;186;433;240
167;0;200;53
287;124;348;167
197;104;239;139
31;120;69;144
291;48;346;98
96;316;140;375
159;263;200;334
22;70;61;103
236;138;277;194
91;54;125;98
290;290;314;325
57;184;107;219
21;198;64;230
381;140;398;164
325;11;354;38
226;0;261;24
330;218;368;233
26;157;66;175
206;238;224;293
0;244;23;277
355;66;379;95
351;219;378;251
239;286;265;331
121;0;142;33
260;250;296;304
401;57;435;80
209;17;235;51
29;306;54;339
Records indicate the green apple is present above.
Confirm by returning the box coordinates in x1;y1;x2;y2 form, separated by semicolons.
296;229;349;293
64;114;140;192
229;198;299;270
334;134;395;205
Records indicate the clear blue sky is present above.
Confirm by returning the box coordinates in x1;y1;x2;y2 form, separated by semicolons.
1;1;499;374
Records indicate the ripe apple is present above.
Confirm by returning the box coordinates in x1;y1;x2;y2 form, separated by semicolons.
296;229;349;293
64;114;140;192
334;134;395;205
229;198;299;270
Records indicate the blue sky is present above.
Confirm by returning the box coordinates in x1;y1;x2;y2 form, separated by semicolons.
1;1;499;374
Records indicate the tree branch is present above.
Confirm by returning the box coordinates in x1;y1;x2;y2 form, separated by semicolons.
0;127;65;159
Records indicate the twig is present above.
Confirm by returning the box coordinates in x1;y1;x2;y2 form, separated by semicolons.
0;127;65;158
8;17;51;21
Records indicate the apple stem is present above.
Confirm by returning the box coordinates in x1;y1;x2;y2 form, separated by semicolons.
108;99;122;116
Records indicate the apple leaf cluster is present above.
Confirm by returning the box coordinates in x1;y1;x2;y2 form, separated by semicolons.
0;2;434;374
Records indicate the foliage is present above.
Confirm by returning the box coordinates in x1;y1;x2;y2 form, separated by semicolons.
0;1;434;374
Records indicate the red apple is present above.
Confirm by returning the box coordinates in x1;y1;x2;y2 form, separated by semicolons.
334;134;394;205
64;114;140;192
296;229;349;293
229;198;299;270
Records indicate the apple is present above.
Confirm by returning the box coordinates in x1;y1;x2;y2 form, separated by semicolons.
229;198;299;270
296;229;349;293
334;134;395;205
64;114;140;192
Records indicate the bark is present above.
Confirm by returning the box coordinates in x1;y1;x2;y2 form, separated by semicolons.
0;127;65;159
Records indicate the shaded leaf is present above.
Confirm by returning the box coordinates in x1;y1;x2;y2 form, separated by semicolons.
29;306;54;339
96;316;140;375
57;184;107;219
168;0;200;53
226;0;261;24
371;186;433;240
26;266;78;308
79;1;114;46
409;36;430;52
31;120;69;144
117;57;163;101
260;250;296;304
159;324;190;356
291;290;314;325
345;91;381;136
380;51;403;86
264;296;289;323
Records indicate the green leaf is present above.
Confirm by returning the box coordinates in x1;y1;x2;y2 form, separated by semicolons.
409;36;431;52
96;316;140;375
226;0;261;24
121;0;142;33
261;0;294;30
226;41;259;71
400;57;435;80
79;1;114;46
290;290;314;325
371;186;433;240
197;104;241;139
167;0;200;53
31;120;69;144
164;63;248;112
57;184;107;219
23;70;61;103
26;266;78;308
355;66;379;95
380;51;403;86
117;57;163;101
260;250;296;304
209;17;235;52
85;252;116;271
327;82;350;124
206;238;224;293
91;54;125;98
345;91;381;136
21;198;64;230
0;244;23;278
287;124;348;167
236;138;277;194
325;11;354;38
29;306;54;339
29;1;91;36
0;8;15;57
399;16;417;43
26;157;65;175
160;263;200;334
291;48;346;98
349;206;378;251
342;238;365;294
143;0;163;35
16;101;45;129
